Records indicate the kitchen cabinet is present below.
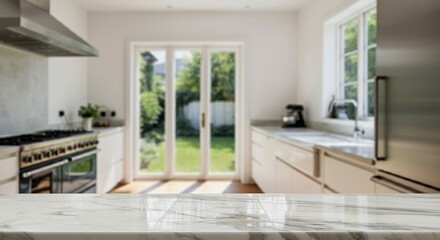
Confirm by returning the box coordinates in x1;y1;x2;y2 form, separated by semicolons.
322;154;375;193
0;152;19;194
252;129;321;193
97;128;125;193
273;140;317;177
375;183;401;193
275;158;322;193
251;130;276;193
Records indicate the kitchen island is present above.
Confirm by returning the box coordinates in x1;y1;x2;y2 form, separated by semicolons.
0;194;439;240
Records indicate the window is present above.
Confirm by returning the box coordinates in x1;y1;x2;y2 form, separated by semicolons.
338;7;377;119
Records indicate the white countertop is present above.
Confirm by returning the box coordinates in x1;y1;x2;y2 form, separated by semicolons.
93;126;125;137
0;146;19;157
0;194;439;239
252;125;375;162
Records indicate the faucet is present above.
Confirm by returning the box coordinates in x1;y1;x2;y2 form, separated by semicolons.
328;98;365;139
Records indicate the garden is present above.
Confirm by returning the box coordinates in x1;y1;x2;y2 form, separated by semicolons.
139;50;236;173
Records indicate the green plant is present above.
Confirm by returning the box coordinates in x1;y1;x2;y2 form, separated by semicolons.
176;116;199;137
140;91;163;130
212;124;235;137
140;139;159;169
78;103;100;118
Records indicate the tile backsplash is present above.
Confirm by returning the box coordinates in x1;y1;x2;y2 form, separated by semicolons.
0;44;49;136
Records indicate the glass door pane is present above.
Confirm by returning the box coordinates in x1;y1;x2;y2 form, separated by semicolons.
209;50;236;174
138;50;167;175
174;50;201;174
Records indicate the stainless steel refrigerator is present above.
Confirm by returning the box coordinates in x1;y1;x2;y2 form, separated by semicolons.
374;0;440;192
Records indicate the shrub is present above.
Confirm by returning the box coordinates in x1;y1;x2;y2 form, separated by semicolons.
140;139;159;169
212;124;235;137
176;116;199;137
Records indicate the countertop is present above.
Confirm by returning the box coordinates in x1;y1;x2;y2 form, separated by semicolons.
0;194;439;239
93;126;125;137
252;125;375;162
0;146;19;157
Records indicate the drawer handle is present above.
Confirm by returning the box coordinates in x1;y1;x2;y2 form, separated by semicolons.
370;176;418;193
276;157;320;185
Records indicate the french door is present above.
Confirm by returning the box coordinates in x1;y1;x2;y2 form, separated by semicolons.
133;44;241;179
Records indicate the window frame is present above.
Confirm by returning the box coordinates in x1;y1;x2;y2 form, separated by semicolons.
336;5;376;120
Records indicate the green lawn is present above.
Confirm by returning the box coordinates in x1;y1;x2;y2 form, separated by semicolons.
142;137;235;173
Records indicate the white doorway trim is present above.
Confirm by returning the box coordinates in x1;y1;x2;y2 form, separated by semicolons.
126;41;245;182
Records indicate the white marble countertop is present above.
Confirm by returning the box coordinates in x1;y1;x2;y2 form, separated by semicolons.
252;125;375;162
93;126;125;137
0;194;439;239
0;146;19;157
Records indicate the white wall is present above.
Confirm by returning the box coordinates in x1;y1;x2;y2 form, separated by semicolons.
295;0;374;138
48;0;89;125
87;12;298;121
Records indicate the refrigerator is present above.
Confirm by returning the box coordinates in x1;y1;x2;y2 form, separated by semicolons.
374;0;440;192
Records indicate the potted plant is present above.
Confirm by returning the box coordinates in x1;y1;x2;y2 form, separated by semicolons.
78;104;99;131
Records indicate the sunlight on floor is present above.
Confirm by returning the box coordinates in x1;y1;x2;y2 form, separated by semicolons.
191;181;232;194
111;180;262;194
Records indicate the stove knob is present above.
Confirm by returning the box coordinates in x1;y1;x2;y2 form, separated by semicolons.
43;151;51;158
22;156;33;163
51;149;59;156
67;146;73;151
33;153;42;161
73;144;78;150
59;148;66;154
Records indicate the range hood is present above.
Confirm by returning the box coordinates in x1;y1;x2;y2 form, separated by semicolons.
0;0;98;57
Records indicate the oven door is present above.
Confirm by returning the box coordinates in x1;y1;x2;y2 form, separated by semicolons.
20;159;68;194
62;149;97;193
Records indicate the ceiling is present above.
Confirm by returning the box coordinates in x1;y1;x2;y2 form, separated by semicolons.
79;0;309;12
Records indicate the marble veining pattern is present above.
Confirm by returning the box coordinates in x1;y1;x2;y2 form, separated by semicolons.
0;194;439;240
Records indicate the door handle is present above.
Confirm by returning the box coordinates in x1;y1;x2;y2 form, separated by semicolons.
22;160;69;178
71;150;98;162
375;76;388;161
201;113;206;128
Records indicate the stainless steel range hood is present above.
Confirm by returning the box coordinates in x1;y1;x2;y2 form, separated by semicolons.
0;0;99;57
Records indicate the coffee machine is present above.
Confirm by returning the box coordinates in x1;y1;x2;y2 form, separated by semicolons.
281;104;306;128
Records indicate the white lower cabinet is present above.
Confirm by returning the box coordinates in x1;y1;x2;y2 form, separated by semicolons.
275;158;321;193
375;183;401;193
0;154;19;194
0;180;17;194
97;129;125;193
251;130;276;193
275;159;294;193
323;155;375;193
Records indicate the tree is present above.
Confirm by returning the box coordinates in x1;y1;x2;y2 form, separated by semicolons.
139;52;165;137
176;51;235;106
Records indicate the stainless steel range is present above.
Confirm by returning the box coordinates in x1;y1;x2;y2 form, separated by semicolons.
0;130;99;194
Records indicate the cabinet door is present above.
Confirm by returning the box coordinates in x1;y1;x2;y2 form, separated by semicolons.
275;159;293;193
324;155;375;193
0;180;18;194
290;165;322;194
252;159;264;188
276;159;322;194
97;131;125;193
0;156;18;183
98;132;124;172
274;142;315;177
375;183;401;193
262;138;276;193
251;130;276;193
97;165;116;194
115;161;124;183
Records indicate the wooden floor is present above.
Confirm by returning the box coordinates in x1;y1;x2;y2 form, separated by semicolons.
111;180;262;194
